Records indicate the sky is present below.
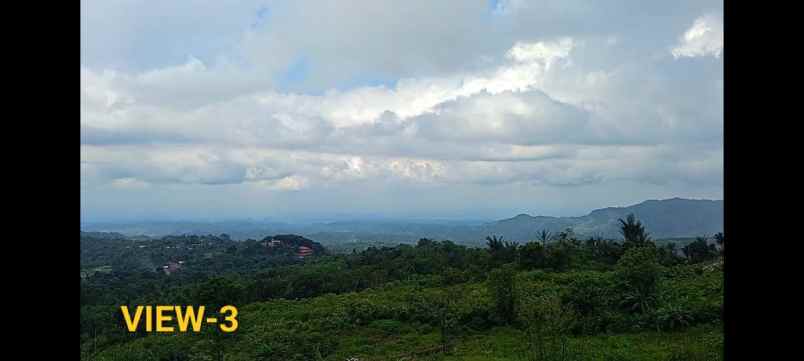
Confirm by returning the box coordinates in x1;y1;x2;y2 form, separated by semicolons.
80;0;724;222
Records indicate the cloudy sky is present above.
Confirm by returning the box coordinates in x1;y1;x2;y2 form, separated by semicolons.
80;0;723;222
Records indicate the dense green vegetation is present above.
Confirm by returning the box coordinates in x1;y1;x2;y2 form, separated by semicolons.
80;215;723;361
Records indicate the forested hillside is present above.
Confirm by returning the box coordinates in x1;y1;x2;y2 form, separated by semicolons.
80;215;724;361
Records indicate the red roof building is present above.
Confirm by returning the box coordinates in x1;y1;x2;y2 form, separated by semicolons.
296;246;314;258
162;261;181;275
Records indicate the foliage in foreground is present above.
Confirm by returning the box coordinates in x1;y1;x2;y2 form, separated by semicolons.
80;215;723;360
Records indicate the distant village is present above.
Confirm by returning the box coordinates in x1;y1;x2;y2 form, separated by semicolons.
159;236;317;275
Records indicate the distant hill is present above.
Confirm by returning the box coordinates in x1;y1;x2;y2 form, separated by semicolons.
261;234;326;257
81;198;723;245
481;198;723;241
80;232;326;275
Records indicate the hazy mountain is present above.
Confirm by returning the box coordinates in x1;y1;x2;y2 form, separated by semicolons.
81;198;722;245
481;198;723;241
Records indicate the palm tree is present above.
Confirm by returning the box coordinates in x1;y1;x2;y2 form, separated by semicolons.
682;236;718;264
486;235;518;265
538;230;552;246
618;214;651;249
486;235;505;252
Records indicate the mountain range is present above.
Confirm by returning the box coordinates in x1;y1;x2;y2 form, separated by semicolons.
479;197;723;241
81;198;723;245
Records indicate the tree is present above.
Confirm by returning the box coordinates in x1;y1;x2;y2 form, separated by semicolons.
562;272;613;334
585;237;625;265
538;230;552;246
657;242;682;266
518;292;576;360
682;236;718;264
544;242;572;272
618;214;652;249
554;228;577;244
192;277;245;309
519;241;547;269
436;288;461;354
615;246;661;313
486;235;518;266
485;235;508;252
417;238;435;248
713;232;725;256
488;265;517;324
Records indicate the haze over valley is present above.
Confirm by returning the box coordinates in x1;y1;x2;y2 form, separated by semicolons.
82;197;722;247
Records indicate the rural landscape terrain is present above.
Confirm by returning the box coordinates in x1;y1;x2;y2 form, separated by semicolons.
81;2;724;359
82;198;723;250
80;198;723;361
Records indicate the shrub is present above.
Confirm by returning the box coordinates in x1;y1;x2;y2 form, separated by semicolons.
488;265;517;324
654;302;694;331
369;319;403;334
615;247;661;314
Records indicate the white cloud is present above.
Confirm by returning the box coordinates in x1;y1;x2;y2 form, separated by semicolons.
81;38;581;143
254;175;309;191
671;14;724;59
80;2;724;219
506;38;574;66
110;178;151;189
81;37;721;190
